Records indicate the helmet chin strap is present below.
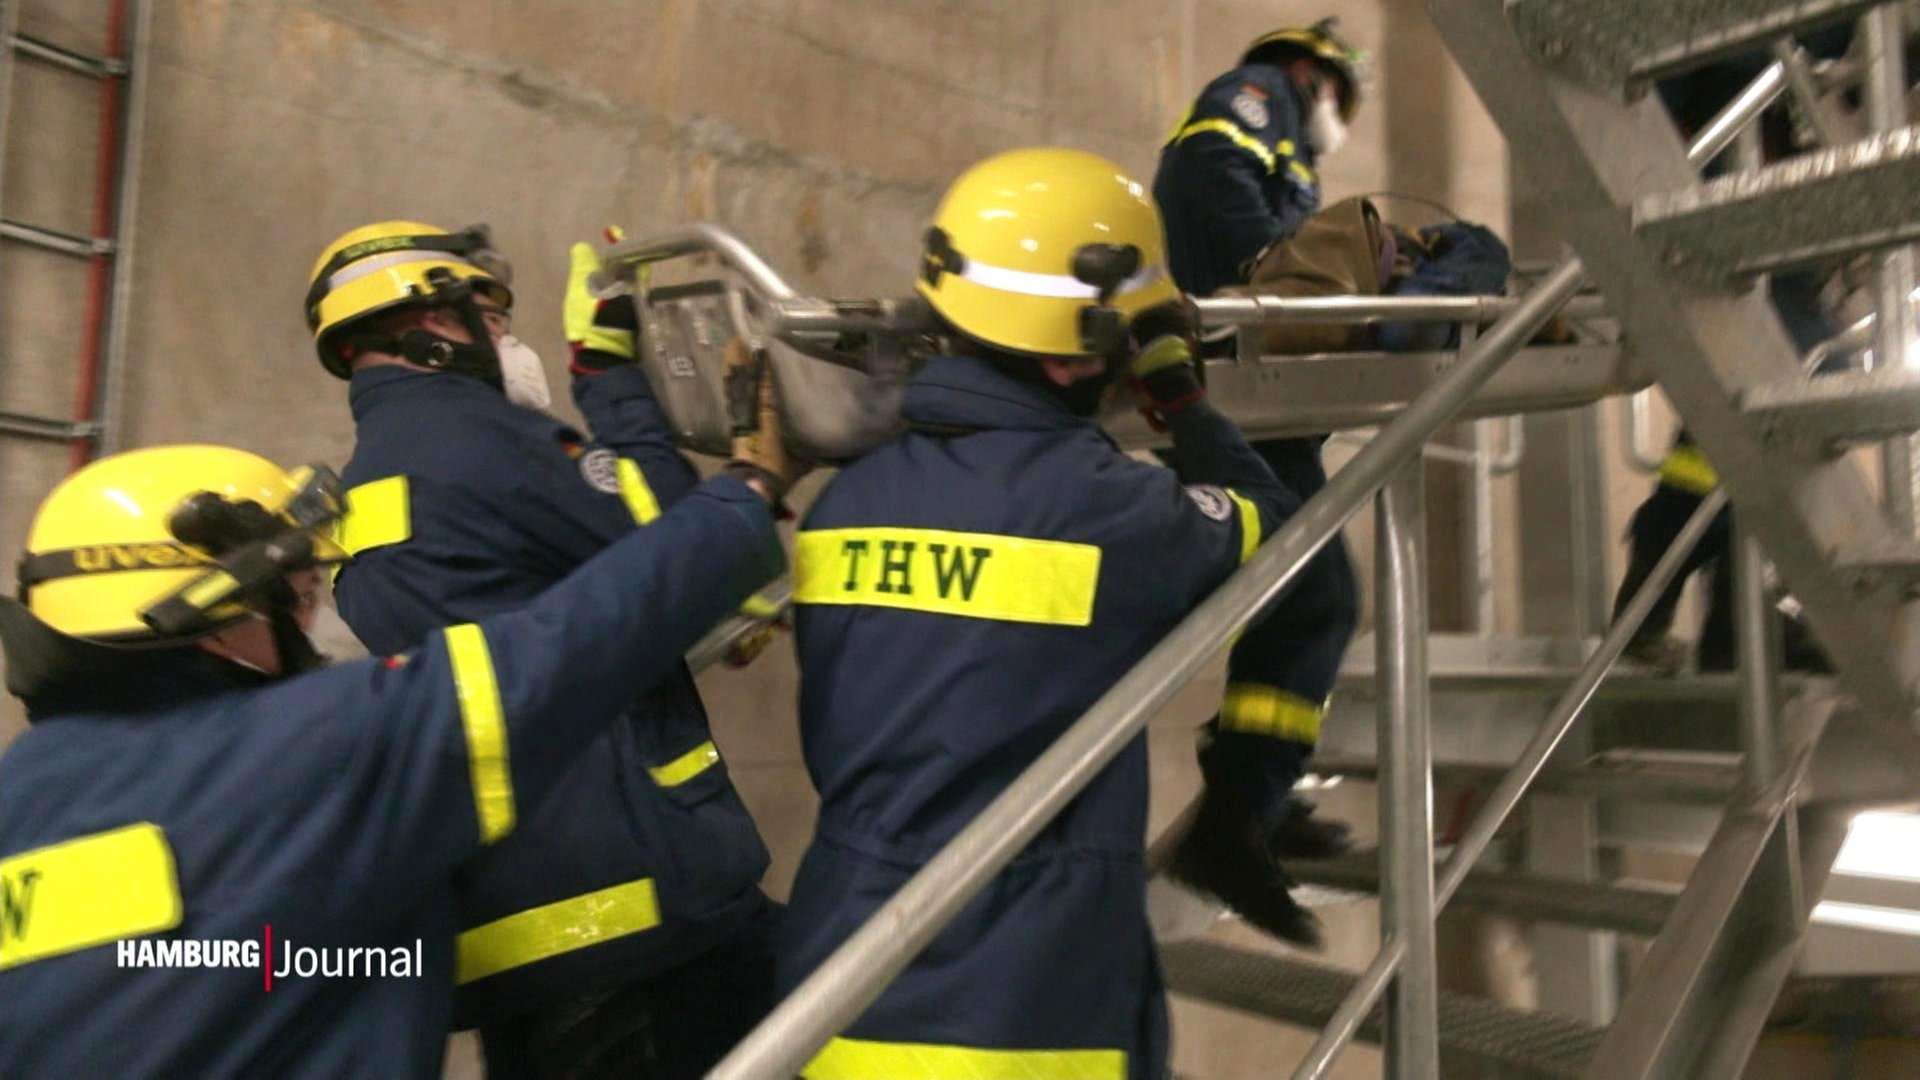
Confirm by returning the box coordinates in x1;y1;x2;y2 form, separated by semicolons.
344;280;506;390
395;328;504;389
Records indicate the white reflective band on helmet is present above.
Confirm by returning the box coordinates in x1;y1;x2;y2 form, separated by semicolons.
327;249;479;292
957;257;1166;300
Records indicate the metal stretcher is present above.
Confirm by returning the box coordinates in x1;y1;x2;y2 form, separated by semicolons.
596;223;1641;462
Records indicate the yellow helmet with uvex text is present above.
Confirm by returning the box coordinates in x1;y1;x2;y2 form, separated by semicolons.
15;445;345;642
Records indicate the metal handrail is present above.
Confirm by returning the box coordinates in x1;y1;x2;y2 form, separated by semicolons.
707;257;1589;1079
1191;292;1609;327
599;222;800;300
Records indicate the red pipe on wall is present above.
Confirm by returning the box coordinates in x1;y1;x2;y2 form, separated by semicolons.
68;0;128;471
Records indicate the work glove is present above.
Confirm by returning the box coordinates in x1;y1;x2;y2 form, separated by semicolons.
722;337;809;508
1128;300;1206;430
565;226;639;373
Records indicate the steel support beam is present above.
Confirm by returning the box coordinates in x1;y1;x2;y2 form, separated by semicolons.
1862;4;1919;535
1582;740;1837;1079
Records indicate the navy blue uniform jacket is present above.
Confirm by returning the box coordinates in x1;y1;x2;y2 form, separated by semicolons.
1155;63;1323;298
0;477;780;1078
332;364;771;1027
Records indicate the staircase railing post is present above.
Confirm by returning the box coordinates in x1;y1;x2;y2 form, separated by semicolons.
1377;462;1440;1079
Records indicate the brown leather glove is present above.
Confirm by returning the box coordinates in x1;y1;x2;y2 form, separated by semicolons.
722;337;809;505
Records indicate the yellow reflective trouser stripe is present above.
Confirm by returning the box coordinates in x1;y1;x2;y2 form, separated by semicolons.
649;740;721;788
445;624;516;844
615;458;662;525
1658;444;1719;495
793;527;1101;627
334;476;412;556
1226;487;1261;565
1173;118;1278;174
0;823;182;970
803;1037;1127;1080
1219;683;1327;744
456;877;660;985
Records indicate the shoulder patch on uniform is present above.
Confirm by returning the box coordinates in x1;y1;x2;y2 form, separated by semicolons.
577;448;622;495
383;654;411;670
1185;485;1235;522
1230;89;1270;131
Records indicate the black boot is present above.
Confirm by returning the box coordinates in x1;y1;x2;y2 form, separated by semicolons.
1167;784;1325;949
1269;797;1354;861
1782;615;1835;674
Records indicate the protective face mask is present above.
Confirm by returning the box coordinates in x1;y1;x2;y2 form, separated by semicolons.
496;334;552;411
1307;94;1349;157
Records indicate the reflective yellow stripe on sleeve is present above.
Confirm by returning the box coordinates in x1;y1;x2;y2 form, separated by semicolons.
1657;444;1720;496
580;325;635;358
649;740;721;788
1173;118;1278;174
445;624;516;844
1219;683;1327;744
1288;159;1317;185
803;1037;1127;1080
334;476;412;556
0;823;183;970
794;527;1101;627
614;458;662;525
456;877;660;984
1226;488;1262;565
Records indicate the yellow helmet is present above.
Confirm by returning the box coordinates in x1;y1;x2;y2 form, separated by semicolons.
305;221;514;378
1243;18;1370;122
916;147;1181;358
15;445;346;643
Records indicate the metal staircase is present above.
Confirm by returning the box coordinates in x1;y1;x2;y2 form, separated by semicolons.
1435;0;1920;751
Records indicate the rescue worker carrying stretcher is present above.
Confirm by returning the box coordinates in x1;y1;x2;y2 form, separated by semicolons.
1150;20;1369;923
777;147;1343;1080
0;421;795;1075
310;222;785;1077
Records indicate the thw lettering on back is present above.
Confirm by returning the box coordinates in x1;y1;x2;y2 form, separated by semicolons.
841;540;993;600
1;867;43;943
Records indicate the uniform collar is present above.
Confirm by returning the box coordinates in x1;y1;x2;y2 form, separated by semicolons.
347;364;499;422
902;354;1096;433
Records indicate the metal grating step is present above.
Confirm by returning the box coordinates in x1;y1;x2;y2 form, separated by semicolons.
1743;369;1920;447
1288;850;1678;934
1160;940;1604;1079
1506;0;1880;97
1312;749;1743;804
1833;542;1920;597
1635;125;1920;285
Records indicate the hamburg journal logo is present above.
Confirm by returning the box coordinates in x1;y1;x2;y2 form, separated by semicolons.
116;926;424;991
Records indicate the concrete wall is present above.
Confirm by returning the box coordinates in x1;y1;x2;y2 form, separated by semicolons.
1;1;1518;1076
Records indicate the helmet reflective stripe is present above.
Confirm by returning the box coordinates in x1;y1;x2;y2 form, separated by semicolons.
325;248;481;293
957;258;1167;301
